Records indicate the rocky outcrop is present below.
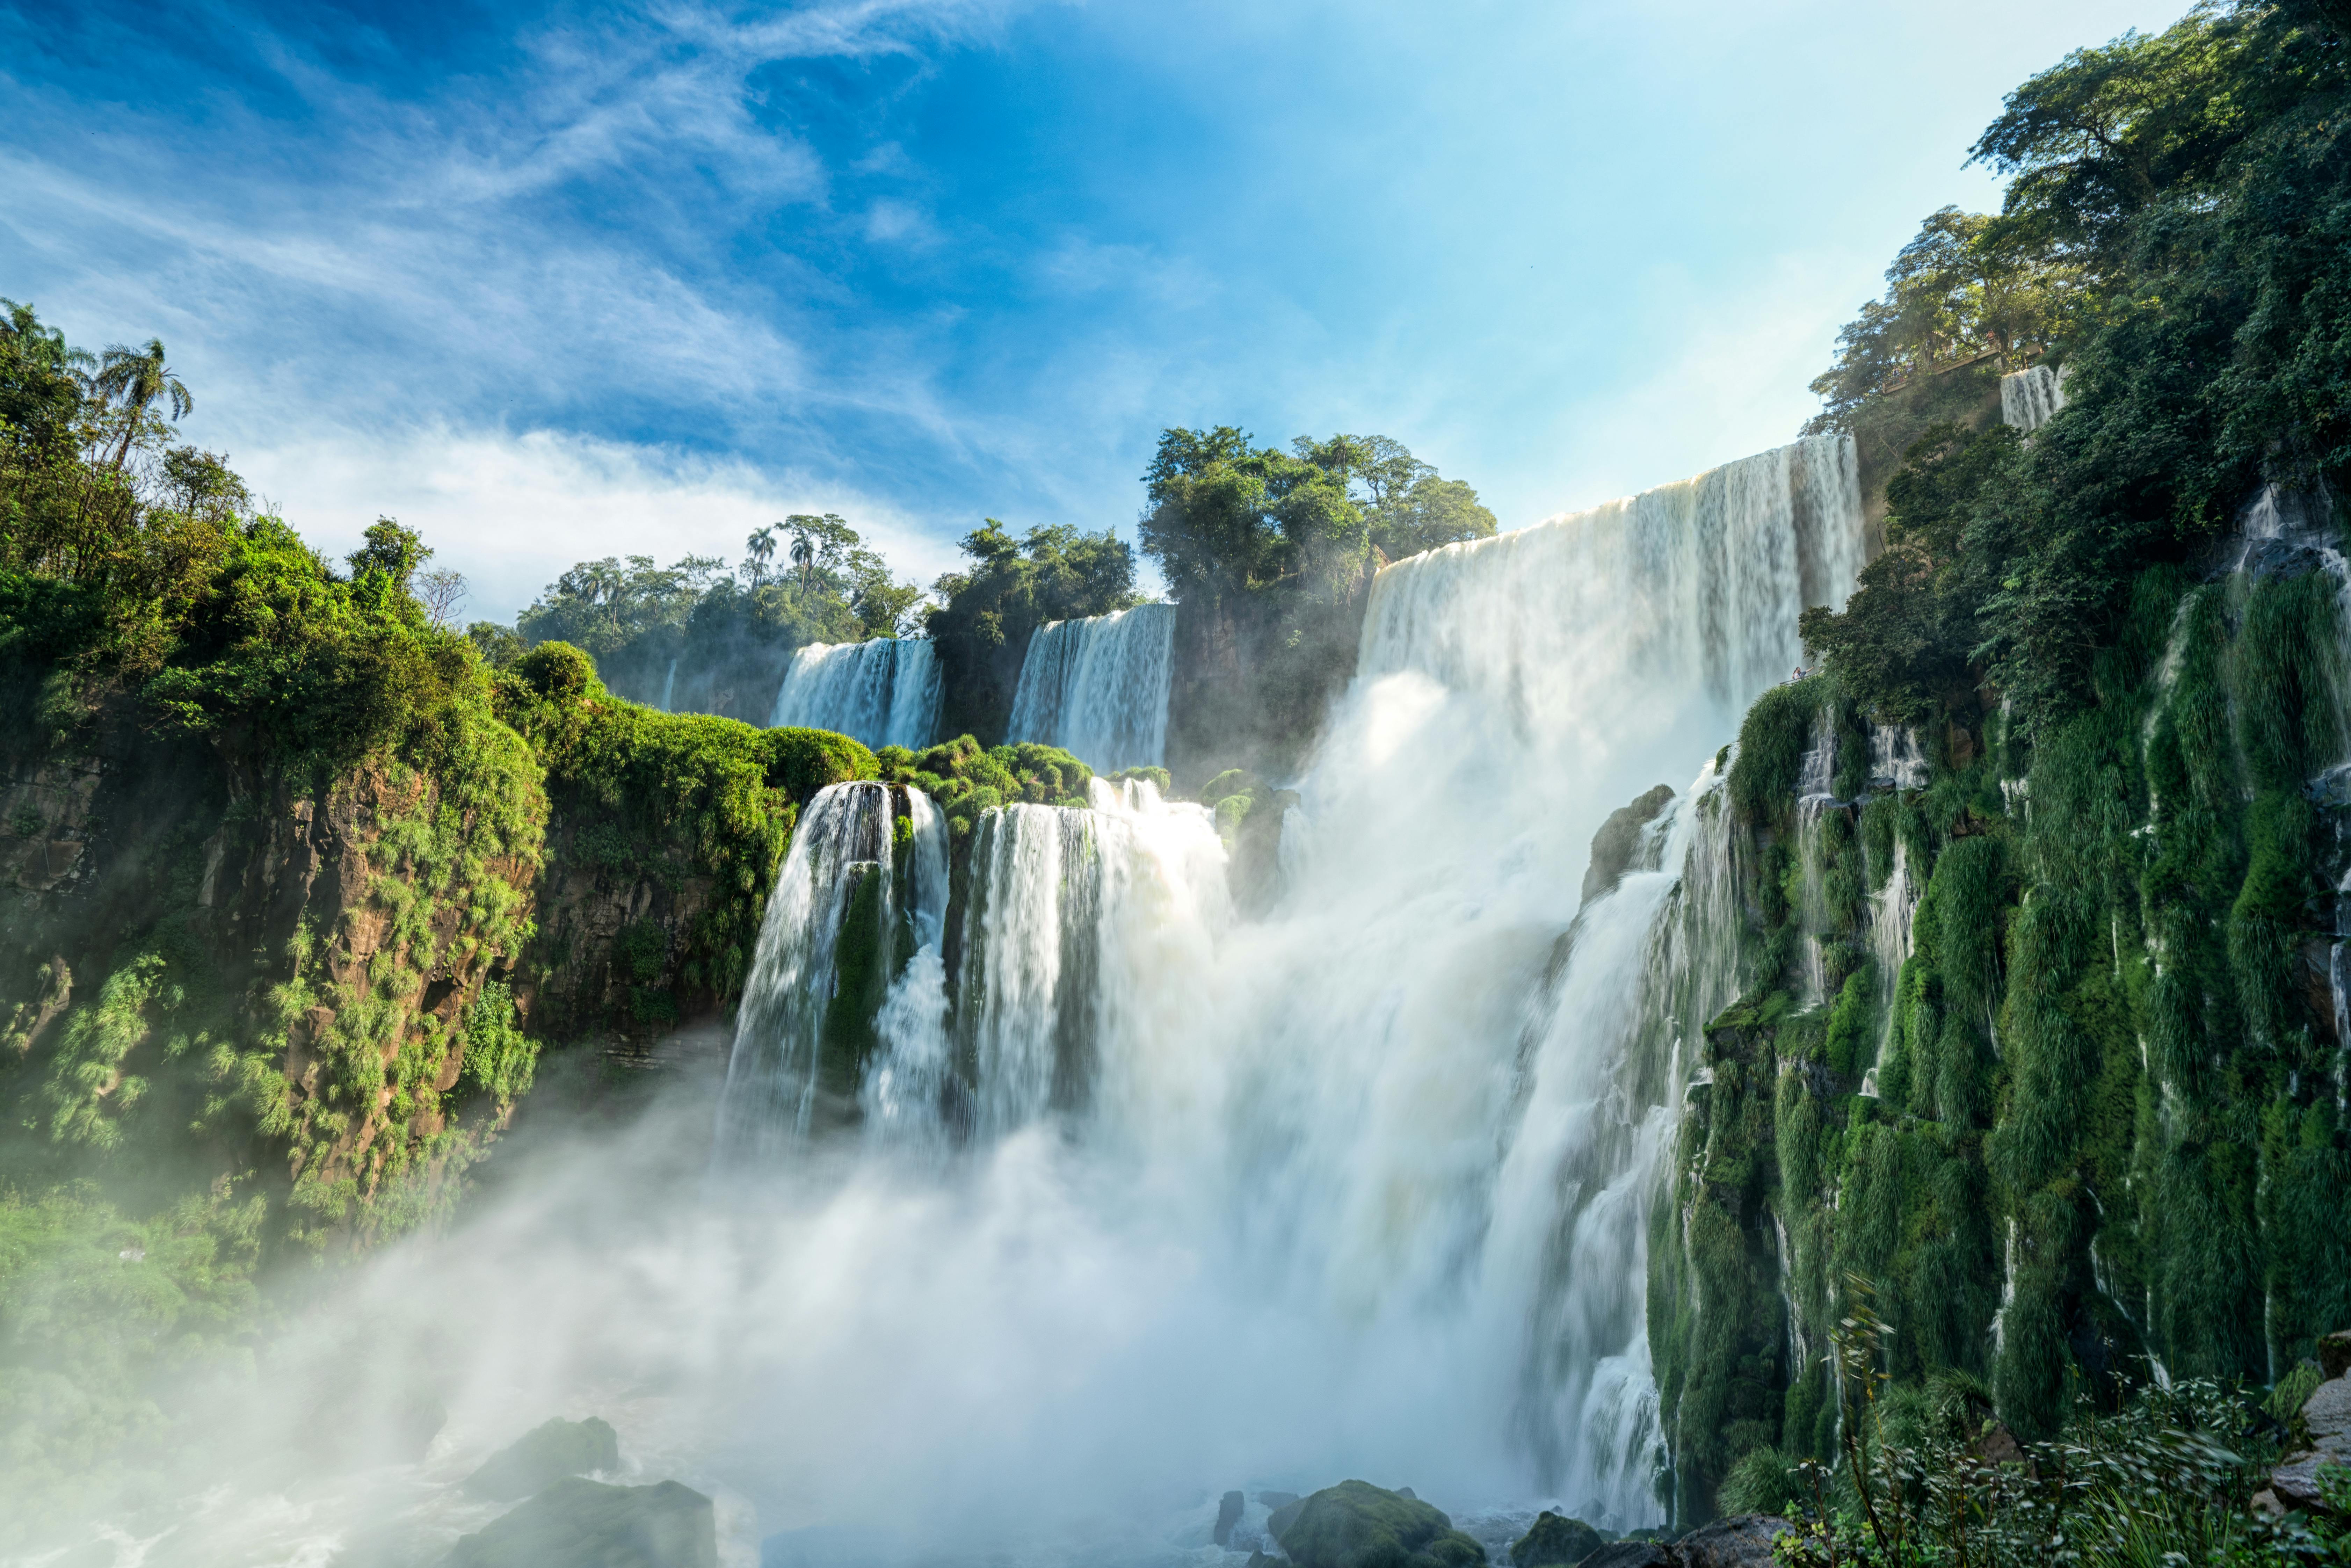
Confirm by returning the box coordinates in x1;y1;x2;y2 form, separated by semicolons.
2273;1371;2351;1513
462;1416;622;1500
1555;1517;1788;1568
1273;1482;1485;1568
1217;1490;1246;1547
1669;1516;1792;1568
442;1476;716;1568
1509;1511;1602;1567
1581;784;1677;905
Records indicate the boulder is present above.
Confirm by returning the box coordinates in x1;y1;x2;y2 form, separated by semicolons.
1218;1491;1247;1548
443;1477;715;1568
462;1417;623;1500
1579;1546;1670;1568
1671;1515;1792;1568
1273;1481;1487;1568
1509;1511;1603;1568
1582;785;1678;905
2320;1330;2351;1381
2271;1374;2351;1513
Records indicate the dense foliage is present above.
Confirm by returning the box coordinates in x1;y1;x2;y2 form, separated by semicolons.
1140;428;1496;777
922;521;1143;742
506;513;926;722
1657;0;2351;1532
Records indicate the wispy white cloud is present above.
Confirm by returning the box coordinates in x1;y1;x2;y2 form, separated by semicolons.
235;421;968;624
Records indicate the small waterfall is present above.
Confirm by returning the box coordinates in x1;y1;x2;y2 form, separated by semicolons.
1858;834;1917;1097
714;782;946;1159
658;657;677;713
770;638;942;751
860;791;955;1147
1793;705;1839;1009
1005;603;1177;772
1867;723;1925;790
954;776;1228;1139
2000;363;2068;431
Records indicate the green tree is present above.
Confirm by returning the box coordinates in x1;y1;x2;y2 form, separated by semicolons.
91;338;191;471
926;521;1142;741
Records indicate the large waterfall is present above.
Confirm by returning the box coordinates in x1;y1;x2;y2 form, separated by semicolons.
770;637;942;751
1006;603;1176;772
709;433;1865;1531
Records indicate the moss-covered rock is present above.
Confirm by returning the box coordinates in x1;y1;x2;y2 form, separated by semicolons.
1273;1481;1486;1568
1509;1510;1602;1567
443;1476;714;1568
1582;784;1677;905
459;1415;622;1500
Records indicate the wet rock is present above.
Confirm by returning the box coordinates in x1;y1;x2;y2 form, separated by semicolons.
1218;1491;1247;1547
1671;1515;1792;1568
1509;1511;1602;1567
2272;1375;2351;1512
461;1416;623;1500
2245;538;2328;583
1579;1545;1670;1568
2321;1330;2351;1381
1582;785;1678;905
1273;1481;1486;1568
444;1477;715;1568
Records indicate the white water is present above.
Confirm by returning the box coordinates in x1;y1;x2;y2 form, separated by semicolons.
770;638;942;752
50;435;1865;1566
2000;363;2068;432
659;656;678;713
715;782;948;1159
1867;723;1925;791
1006;604;1177;773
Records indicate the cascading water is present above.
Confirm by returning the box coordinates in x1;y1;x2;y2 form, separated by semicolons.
770;638;942;751
1793;703;1839;1008
715;782;947;1160
2000;363;2068;431
659;656;678;713
1005;603;1176;772
136;433;1867;1567
1867;723;1926;790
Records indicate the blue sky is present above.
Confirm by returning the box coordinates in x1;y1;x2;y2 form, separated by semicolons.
1;0;2183;622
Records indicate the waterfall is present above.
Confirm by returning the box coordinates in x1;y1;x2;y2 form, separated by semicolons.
2000;363;2068;432
1358;435;1862;731
1793;703;1838;1008
1858;835;1917;1097
953;778;1229;1141
658;657;677;713
1005;604;1176;772
698;433;1862;1531
1867;724;1925;790
769;638;942;752
714;782;946;1160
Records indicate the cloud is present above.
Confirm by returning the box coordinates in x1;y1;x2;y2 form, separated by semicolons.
233;422;969;624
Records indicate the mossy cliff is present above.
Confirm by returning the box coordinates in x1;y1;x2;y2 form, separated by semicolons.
1651;554;2351;1521
492;641;873;1047
0;598;870;1255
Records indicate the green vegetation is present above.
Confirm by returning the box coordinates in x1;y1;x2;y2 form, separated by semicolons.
507;514;926;721
923;521;1144;742
1659;0;2351;1528
1141;428;1496;781
1271;1480;1487;1568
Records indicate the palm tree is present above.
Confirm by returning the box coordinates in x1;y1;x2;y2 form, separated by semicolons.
92;338;191;470
745;524;778;586
789;527;814;591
